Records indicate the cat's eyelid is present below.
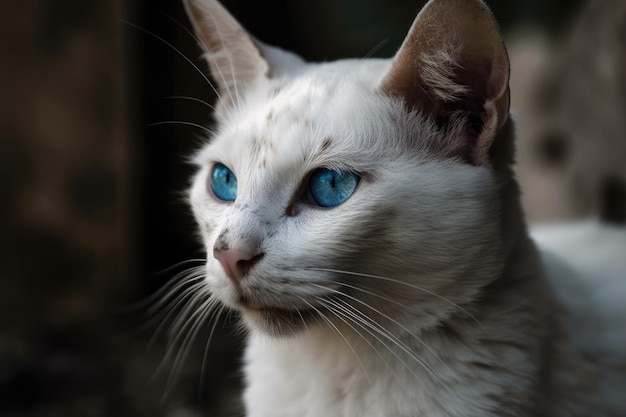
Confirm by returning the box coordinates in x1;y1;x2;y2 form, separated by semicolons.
305;163;363;178
210;160;232;170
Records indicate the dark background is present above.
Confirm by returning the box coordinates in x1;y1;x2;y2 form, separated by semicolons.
3;0;619;416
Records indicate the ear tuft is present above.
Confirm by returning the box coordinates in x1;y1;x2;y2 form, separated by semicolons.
419;46;470;101
379;0;511;167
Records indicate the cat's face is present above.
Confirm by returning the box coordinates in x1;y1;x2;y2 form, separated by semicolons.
185;0;512;336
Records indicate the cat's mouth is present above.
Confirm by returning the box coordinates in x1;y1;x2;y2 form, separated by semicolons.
238;298;319;336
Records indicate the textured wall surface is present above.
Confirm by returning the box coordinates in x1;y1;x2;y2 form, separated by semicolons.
0;0;140;414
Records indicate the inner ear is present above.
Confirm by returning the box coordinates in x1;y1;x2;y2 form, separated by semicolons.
379;0;510;167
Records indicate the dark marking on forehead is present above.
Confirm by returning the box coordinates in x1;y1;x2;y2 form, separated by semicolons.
266;109;275;123
233;202;251;212
272;86;282;97
249;137;262;158
249;134;277;170
321;137;333;151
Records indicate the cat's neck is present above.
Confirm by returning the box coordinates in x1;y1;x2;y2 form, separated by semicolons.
245;260;552;417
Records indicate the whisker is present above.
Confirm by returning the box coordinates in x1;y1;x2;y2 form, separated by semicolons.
167;288;213;343
164;296;218;399
163;95;216;110
156;292;215;384
199;304;227;405
148;276;205;314
202;4;242;111
363;38;389;58
317;297;395;375
127;282;205;343
319;296;430;388
295;305;309;331
148;277;206;321
335;281;412;311
159;10;240;118
151;291;205;387
147;120;215;134
148;267;206;312
114;268;206;346
298;296;372;386
327;294;445;387
120;20;225;106
117;262;203;314
309;267;488;337
155;258;206;275
160;11;204;46
164;306;210;397
311;282;453;378
148;281;207;349
158;300;205;372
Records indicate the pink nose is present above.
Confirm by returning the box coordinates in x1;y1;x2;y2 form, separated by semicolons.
213;248;263;285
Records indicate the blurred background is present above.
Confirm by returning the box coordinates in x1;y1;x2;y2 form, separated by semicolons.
1;0;624;416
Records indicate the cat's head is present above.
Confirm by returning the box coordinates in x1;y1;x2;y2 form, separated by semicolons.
185;0;514;336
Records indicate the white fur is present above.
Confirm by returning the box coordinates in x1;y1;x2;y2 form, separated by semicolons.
185;0;626;415
188;55;626;416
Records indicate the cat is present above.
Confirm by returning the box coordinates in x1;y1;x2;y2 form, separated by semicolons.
181;0;626;415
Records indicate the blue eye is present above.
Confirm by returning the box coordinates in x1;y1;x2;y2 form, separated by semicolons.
211;163;238;201
308;168;360;208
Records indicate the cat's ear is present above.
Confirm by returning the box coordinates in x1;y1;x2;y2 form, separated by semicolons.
379;0;510;167
183;0;301;106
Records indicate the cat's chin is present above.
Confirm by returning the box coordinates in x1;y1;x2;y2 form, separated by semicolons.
240;304;318;337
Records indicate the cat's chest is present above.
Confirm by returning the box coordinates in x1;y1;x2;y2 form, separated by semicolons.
243;333;366;417
242;331;469;417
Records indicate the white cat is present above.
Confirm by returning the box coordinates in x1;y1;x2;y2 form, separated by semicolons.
181;0;626;415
